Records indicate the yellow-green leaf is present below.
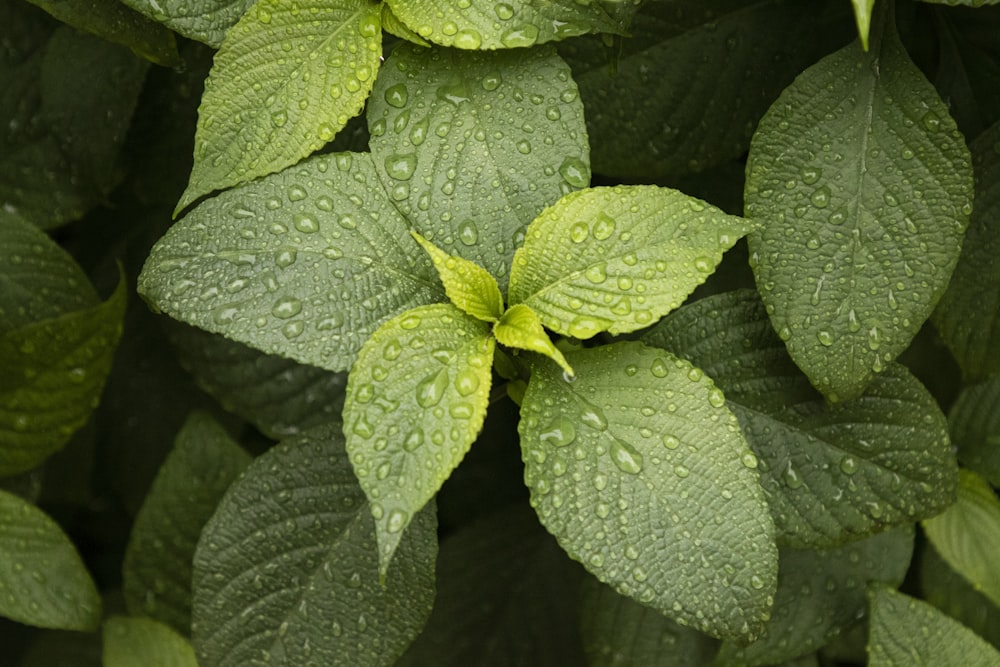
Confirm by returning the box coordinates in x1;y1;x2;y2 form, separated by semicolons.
411;231;504;323
493;304;573;378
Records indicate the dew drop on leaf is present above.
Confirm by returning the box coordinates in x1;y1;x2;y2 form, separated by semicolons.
610;438;643;474
539;416;576;447
415;370;448;408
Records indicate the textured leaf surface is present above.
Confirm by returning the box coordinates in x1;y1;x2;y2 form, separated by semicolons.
868;586;1000;665
922;470;1000;608
0;489;100;630
368;43;589;292
123;412;251;634
509;185;753;338
119;0;256;48
493;304;572;377
645;290;958;547
178;0;382;210
193;422;437;667
933;120;1000;381
384;0;623;50
520;341;777;641
103;616;198;667
344;303;493;576
949;377;1000;486
716;526;913;666
412;232;503;322
140;152;444;373
745;7;973;402
919;543;1000;650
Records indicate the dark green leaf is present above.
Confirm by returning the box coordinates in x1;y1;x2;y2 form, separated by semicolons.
17;627;102;667
119;0;256;48
103;616;198;667
948;376;1000;486
920;542;1000;650
932;14;1000;139
193;422;437;667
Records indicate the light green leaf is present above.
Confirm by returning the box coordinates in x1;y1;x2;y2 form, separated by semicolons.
103;616;198;667
368;43;589;292
933;120;1000;381
852;0;876;50
868;585;1000;665
344;303;494;577
0;489;100;630
645;290;958;548
1;270;126;476
193;422;437;667
948;377;1000;486
177;0;382;211
716;526;914;666
922;470;1000;609
383;0;624;50
919;543;1000;650
123;412;251;634
140;152;445;373
508;185;754;338
494;304;573;377
119;0;256;48
380;3;430;46
519;341;777;641
411;231;504;322
744;3;973;402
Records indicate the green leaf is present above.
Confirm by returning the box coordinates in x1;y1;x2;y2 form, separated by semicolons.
919;542;1000;650
0;489;100;630
383;0;624;50
411;231;504;322
119;0;256;48
852;0;876;50
380;3;430;46
931;13;1000;139
519;341;777;641
103;616;198;667
716;526;914;666
744;3;974;402
1;270;126;476
193;422;437;666
368;43;590;292
177;0;382;211
645;290;958;548
139;152;445;373
867;585;1000;665
933;120;1000;381
949;377;1000;486
123;412;252;634
580;576;720;667
493;304;573;377
922;469;1000;609
508;185;754;339
344;303;494;577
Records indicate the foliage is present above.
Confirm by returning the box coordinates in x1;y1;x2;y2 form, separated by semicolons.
2;0;1000;664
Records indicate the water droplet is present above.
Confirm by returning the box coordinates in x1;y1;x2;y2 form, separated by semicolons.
271;110;287;127
848;309;860;332
584;264;607;284
539;416;576;447
651;358;669;378
272;298;302;319
386;509;408;533
481;73;501;91
839;456;858;475
385;153;416;180
288;185;307;202
707;388;726;408
610;438;643;474
516;140;531;154
750;575;765;590
801;167;821;185
454;369;480;396
400;314;421;329
436;82;470;105
416;370;449;407
663;434;680;450
867;326;881;351
921;111;941;132
293;213;318;233
559;157;590;188
741;451;758;469
592;212;616;240
569;221;589;243
568;315;608;339
817;330;834;346
494;3;514;19
454;29;482;49
579;403;608;431
783;461;803;489
694;256;713;273
404;428;424;451
500;25;539;47
810;186;831;208
384;83;407;108
458;220;478;246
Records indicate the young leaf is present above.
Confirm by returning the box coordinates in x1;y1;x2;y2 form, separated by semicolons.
368;43;590;292
852;0;876;50
948;377;1000;486
118;0;256;48
193;422;437;667
383;0;624;50
932;119;1000;382
411;231;504;322
139;152;445;373
344;303;494;577
0;489;100;630
867;585;1000;666
123;412;252;634
922;469;1000;609
645;290;958;548
508;185;754;339
103;616;198;667
177;0;382;211
493;303;573;377
519;341;777;641
744;2;973;402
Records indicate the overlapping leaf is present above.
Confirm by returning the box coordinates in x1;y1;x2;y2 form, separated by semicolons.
493;304;572;376
645;290;957;547
520;341;777;641
103;616;198;667
745;3;973;401
119;0;256;48
948;377;1000;486
919;543;1000;650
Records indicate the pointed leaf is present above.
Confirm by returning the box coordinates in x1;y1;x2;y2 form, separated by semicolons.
508;185;754;338
645;290;958;548
948;376;1000;486
193;422;437;667
0;489;100;630
744;5;973;402
411;231;504;322
103;616;198;667
344;303;494;577
178;0;382;210
368;43;589;292
119;0;256;48
140;152;445;373
493;304;572;377
852;0;876;50
123;412;252;634
519;341;777;641
919;543;1000;650
868;586;1000;666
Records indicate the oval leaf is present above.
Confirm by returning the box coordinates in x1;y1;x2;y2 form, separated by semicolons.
919;542;1000;649
411;231;503;322
744;6;973;402
493;304;572;377
519;341;777;641
103;616;198;667
344;303;494;577
948;376;1000;486
119;0;256;48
